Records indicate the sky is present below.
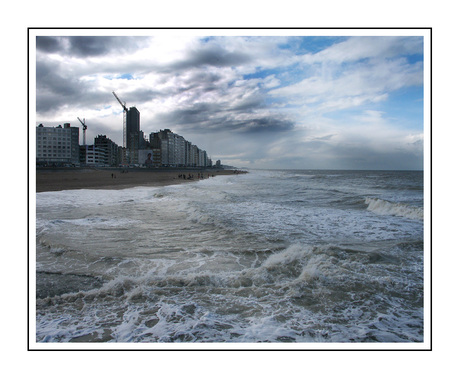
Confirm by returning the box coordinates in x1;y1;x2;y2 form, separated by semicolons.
35;32;425;170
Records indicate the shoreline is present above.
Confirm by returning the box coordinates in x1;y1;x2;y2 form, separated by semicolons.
36;168;247;193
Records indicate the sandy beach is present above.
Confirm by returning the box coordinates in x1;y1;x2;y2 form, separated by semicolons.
36;168;245;192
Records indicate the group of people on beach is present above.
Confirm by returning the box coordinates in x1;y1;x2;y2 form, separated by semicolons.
178;173;212;180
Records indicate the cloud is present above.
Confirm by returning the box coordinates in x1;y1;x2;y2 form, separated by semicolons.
36;36;150;57
270;56;423;115
171;43;252;70
34;34;425;170
36;60;84;112
152;100;295;135
35;36;62;53
301;36;423;64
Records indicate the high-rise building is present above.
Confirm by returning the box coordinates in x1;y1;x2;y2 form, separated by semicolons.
198;149;206;168
149;132;162;149
94;135;119;166
190;144;198;167
149;129;209;167
36;124;79;165
158;129;175;166
184;140;192;167
125;106;140;164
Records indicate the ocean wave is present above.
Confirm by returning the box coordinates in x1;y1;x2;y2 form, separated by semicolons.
35;170;425;343
365;197;423;220
35;240;424;343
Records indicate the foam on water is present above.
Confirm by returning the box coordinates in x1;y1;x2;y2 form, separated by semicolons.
365;197;424;220
35;170;424;344
36;239;423;342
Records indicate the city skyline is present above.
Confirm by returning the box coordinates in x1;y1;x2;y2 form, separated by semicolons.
35;30;427;170
36;123;213;168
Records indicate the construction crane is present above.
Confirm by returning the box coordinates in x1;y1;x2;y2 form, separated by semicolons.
77;117;88;145
112;91;128;148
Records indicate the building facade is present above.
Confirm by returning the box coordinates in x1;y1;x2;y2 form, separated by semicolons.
80;145;107;166
94;134;119;166
154;129;207;167
138;149;161;167
36;123;214;168
36;124;80;165
125;107;140;164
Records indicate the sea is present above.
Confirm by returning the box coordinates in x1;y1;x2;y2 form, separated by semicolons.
35;169;425;345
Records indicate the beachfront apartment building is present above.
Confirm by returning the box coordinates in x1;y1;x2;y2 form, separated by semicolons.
159;131;174;166
36;124;80;166
153;129;185;167
198;149;206;168
36;123;213;168
189;144;198;167
94;134;120;166
80;145;108;166
148;129;212;167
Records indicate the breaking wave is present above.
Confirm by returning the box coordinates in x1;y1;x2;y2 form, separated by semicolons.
35;169;425;344
365;197;423;220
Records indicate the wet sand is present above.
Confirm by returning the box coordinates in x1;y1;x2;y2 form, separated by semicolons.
36;168;244;193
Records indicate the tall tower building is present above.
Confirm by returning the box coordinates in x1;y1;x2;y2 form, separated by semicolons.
125;106;140;164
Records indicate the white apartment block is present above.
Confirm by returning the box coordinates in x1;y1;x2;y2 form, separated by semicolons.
81;145;108;166
36;124;80;165
146;129;213;168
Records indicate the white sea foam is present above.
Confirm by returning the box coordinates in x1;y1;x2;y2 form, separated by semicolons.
365;197;423;220
262;244;309;268
35;169;425;343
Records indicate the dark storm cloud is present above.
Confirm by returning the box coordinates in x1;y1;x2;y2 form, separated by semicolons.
35;36;61;53
36;36;149;57
153;101;295;135
171;44;252;70
67;36;147;57
36;59;113;114
36;60;79;96
239;117;295;134
155;103;221;127
36;60;82;112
